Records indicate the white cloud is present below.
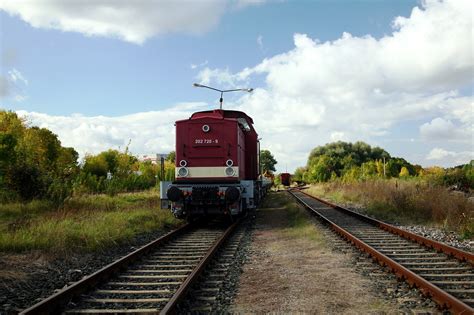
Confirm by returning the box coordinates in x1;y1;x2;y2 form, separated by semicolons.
0;68;28;101
197;0;473;170
426;147;473;166
0;0;267;44
0;1;224;45
8;69;28;86
426;147;454;160
190;60;209;70
196;67;245;88
16;102;209;158
330;132;346;142
420;117;471;141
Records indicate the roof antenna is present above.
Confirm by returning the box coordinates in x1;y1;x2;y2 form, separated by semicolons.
193;83;253;110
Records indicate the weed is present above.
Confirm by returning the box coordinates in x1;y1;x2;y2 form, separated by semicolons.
0;189;181;253
278;194;325;243
306;180;474;238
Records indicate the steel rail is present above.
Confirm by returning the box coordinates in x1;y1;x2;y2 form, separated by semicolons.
289;189;473;314
297;188;474;265
160;218;241;314
19;223;192;315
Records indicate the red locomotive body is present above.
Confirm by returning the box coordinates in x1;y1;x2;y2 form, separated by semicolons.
161;109;270;220
175;110;258;182
280;173;291;186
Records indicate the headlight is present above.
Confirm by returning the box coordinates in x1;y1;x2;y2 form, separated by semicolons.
202;124;210;132
225;167;235;176
226;159;233;167
179;160;187;167
178;167;189;177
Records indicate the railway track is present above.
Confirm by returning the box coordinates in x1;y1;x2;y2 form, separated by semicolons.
20;220;240;314
289;189;474;314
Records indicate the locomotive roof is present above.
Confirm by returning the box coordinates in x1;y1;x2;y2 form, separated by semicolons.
188;109;254;125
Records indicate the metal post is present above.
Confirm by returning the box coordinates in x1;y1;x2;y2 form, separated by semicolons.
383;157;386;177
160;156;165;181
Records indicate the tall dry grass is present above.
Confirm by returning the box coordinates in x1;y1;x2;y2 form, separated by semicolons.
306;180;473;238
0;189;182;253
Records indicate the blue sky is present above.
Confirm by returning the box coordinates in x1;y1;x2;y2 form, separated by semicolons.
0;0;472;172
1;0;417;115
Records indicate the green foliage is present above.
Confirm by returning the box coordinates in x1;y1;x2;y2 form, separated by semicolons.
304;141;391;183
0;110;179;201
296;141;462;184
308;141;390;175
292;167;306;183
260;149;277;173
386;157;416;177
167;151;176;163
74;150;176;196
420;162;474;190
399;166;410;177
308;155;333;182
273;174;281;186
0;110;79;203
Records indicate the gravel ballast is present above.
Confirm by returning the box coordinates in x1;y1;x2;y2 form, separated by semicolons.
337;202;473;253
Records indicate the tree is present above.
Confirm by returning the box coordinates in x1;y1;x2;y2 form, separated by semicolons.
399;166;410;177
361;161;377;178
309;155;333;182
0;110;78;202
292;167;307;183
260;149;277;173
307;141;391;178
167;151;176;163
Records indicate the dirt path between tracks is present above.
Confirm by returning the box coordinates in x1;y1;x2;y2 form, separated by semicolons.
230;191;398;313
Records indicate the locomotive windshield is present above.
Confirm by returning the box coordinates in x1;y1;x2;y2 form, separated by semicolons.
237;118;251;131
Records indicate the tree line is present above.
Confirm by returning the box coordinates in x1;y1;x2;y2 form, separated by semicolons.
292;141;473;189
0;111;175;203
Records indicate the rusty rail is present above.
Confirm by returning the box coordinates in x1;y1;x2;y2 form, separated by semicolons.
160;219;240;314
20;223;192;315
297;188;474;265
289;189;473;314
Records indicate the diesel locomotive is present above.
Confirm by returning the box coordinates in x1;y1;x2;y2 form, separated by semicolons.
280;173;291;187
160;109;271;220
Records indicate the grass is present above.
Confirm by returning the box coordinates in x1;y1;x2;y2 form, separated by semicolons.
0;189;182;253
306;179;474;239
273;193;325;243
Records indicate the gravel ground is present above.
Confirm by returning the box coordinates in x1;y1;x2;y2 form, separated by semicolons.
0;227;179;315
310;217;444;314
213;215;254;311
229;192;441;313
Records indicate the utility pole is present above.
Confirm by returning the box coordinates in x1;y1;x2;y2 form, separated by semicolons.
383;157;386;177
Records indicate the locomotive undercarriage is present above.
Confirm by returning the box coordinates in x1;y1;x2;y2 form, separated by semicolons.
160;181;257;220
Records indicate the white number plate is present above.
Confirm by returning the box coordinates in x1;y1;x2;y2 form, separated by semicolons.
194;139;219;144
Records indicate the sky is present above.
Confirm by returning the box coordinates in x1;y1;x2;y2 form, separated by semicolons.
0;0;472;172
